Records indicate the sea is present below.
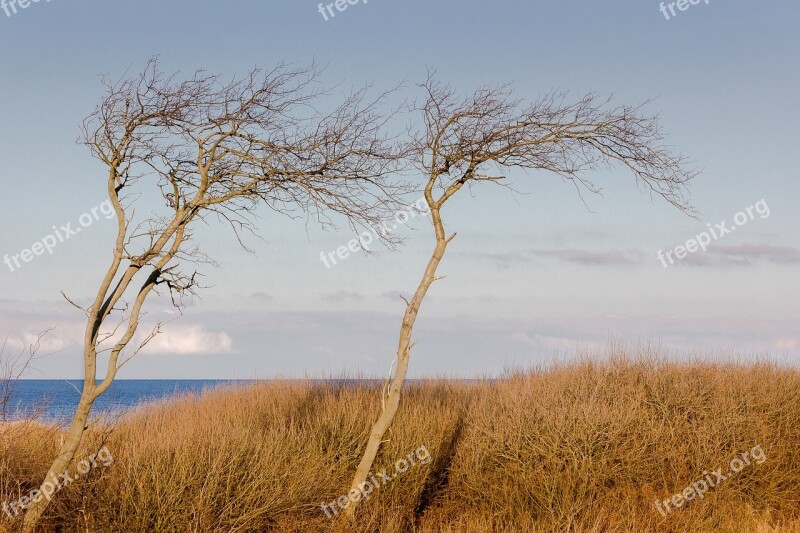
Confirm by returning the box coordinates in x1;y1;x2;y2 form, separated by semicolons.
2;380;245;424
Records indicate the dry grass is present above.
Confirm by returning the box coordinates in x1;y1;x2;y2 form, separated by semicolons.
2;348;800;532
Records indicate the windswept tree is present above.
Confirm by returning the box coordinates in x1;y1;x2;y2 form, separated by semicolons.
345;75;697;516
22;60;410;532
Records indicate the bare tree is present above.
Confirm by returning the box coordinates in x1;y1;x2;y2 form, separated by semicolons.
345;75;697;517
0;331;50;422
22;59;410;532
1;331;50;528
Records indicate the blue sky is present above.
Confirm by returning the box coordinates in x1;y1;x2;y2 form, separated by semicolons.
0;0;798;378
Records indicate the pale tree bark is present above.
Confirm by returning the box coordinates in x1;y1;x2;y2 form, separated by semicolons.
22;59;409;532
345;73;697;518
345;198;452;519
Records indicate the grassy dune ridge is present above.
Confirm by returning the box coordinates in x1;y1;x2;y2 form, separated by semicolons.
2;349;800;532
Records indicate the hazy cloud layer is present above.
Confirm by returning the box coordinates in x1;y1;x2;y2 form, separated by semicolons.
321;291;364;303
461;243;800;269
684;244;800;267
458;248;644;267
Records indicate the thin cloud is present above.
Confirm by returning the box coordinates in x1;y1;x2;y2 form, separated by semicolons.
250;292;274;301
379;291;411;301
144;325;233;356
453;251;532;269
685;244;800;267
531;248;644;266
712;244;800;264
143;325;233;355
321;291;364;303
509;331;603;351
457;248;644;267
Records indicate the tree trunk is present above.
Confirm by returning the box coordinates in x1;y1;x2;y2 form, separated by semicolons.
345;206;451;518
21;389;94;532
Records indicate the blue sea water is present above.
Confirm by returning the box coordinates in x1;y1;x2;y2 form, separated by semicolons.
3;380;243;424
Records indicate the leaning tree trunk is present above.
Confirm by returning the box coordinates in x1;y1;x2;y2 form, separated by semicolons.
345;205;453;518
21;386;95;532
